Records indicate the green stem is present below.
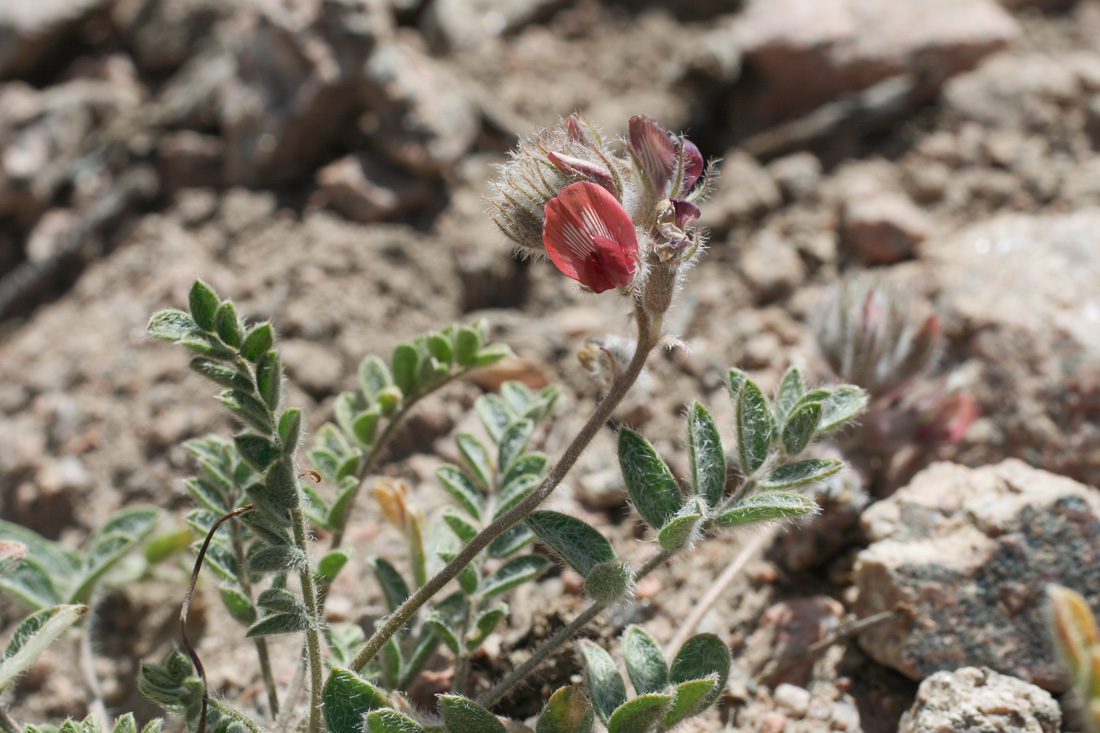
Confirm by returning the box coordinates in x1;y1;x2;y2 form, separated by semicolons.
346;308;660;676
329;376;462;549
292;507;324;733
479;548;675;708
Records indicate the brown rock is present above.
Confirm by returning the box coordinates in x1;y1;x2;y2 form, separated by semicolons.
744;596;845;686
855;460;1100;690
739;229;807;302
840;191;933;264
700;150;782;230
735;0;1019;123
0;0;111;78
311;152;432;223
157;130;223;194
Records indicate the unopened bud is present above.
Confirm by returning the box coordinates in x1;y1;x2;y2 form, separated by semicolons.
584;560;635;606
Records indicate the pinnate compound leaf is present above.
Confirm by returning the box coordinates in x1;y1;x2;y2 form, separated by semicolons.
436;465;483;520
503;452;548;487
243;607;308;638
473;343;512;367
454;327;481;367
726;368;748;407
188;280;220;331
0;557;63;610
359;355;392;403
248;545;305;574
219;588;256;625
234;434;279;473
364;709;425;733
441;508;479;544
716;492;817;527
488;524;534;558
498;419;534;475
493;473;539;520
475;395;512;443
687;402;726;507
391;343;420;398
369;557;410;613
622;625;668;695
818;385;868;433
657;508;702;551
217;390;274;434
256;588;306;614
189;358;252;391
606;694;671;733
179;330;233;359
139;720;164;733
457;433;493;489
438;695;507;733
279;408;302;452
669;633;730;711
579;640;627;725
760;459;843;491
537;685;595;733
213;302;242;347
781;402;822;456
774;366;804;422
526;511;615;577
481;555;550;598
112;713;139;733
240;323;274;363
255;351;282;410
323;668;389;733
0;604;88;691
147;309;197;341
663;675;720;727
318;549;351;583
466;603;508;650
618;429;683;530
737;379;773;475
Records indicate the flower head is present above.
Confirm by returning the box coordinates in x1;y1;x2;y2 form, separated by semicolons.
543;181;639;293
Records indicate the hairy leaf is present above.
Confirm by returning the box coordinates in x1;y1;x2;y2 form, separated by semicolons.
537;685;595;733
687;402;726;507
759;459;843;491
438;695;507;733
606;693;671;733
322;668;389;733
716;492;818;527
481;555;550;598
622;625;668;695
526;511;615;577
618;429;683;530
579;640;627;725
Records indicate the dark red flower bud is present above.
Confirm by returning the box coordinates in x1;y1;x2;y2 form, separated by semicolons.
547;151;618;197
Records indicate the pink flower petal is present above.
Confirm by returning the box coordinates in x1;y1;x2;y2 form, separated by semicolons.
543;182;639;293
629;114;677;195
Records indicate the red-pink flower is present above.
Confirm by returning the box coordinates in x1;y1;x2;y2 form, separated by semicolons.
542;181;639;293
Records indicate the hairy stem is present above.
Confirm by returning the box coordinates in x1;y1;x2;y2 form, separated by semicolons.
347;308;659;675
230;515;280;717
292;507;325;733
479;548;674;708
0;707;20;733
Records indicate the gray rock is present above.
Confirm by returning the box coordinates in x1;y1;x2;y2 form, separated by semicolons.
423;0;565;52
943;53;1082;131
360;34;480;175
898;667;1061;733
218;10;358;187
918;210;1100;487
112;0;243;74
855;459;1100;690
734;0;1019;123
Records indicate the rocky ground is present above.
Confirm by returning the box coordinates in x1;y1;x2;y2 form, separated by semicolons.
2;0;1100;731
